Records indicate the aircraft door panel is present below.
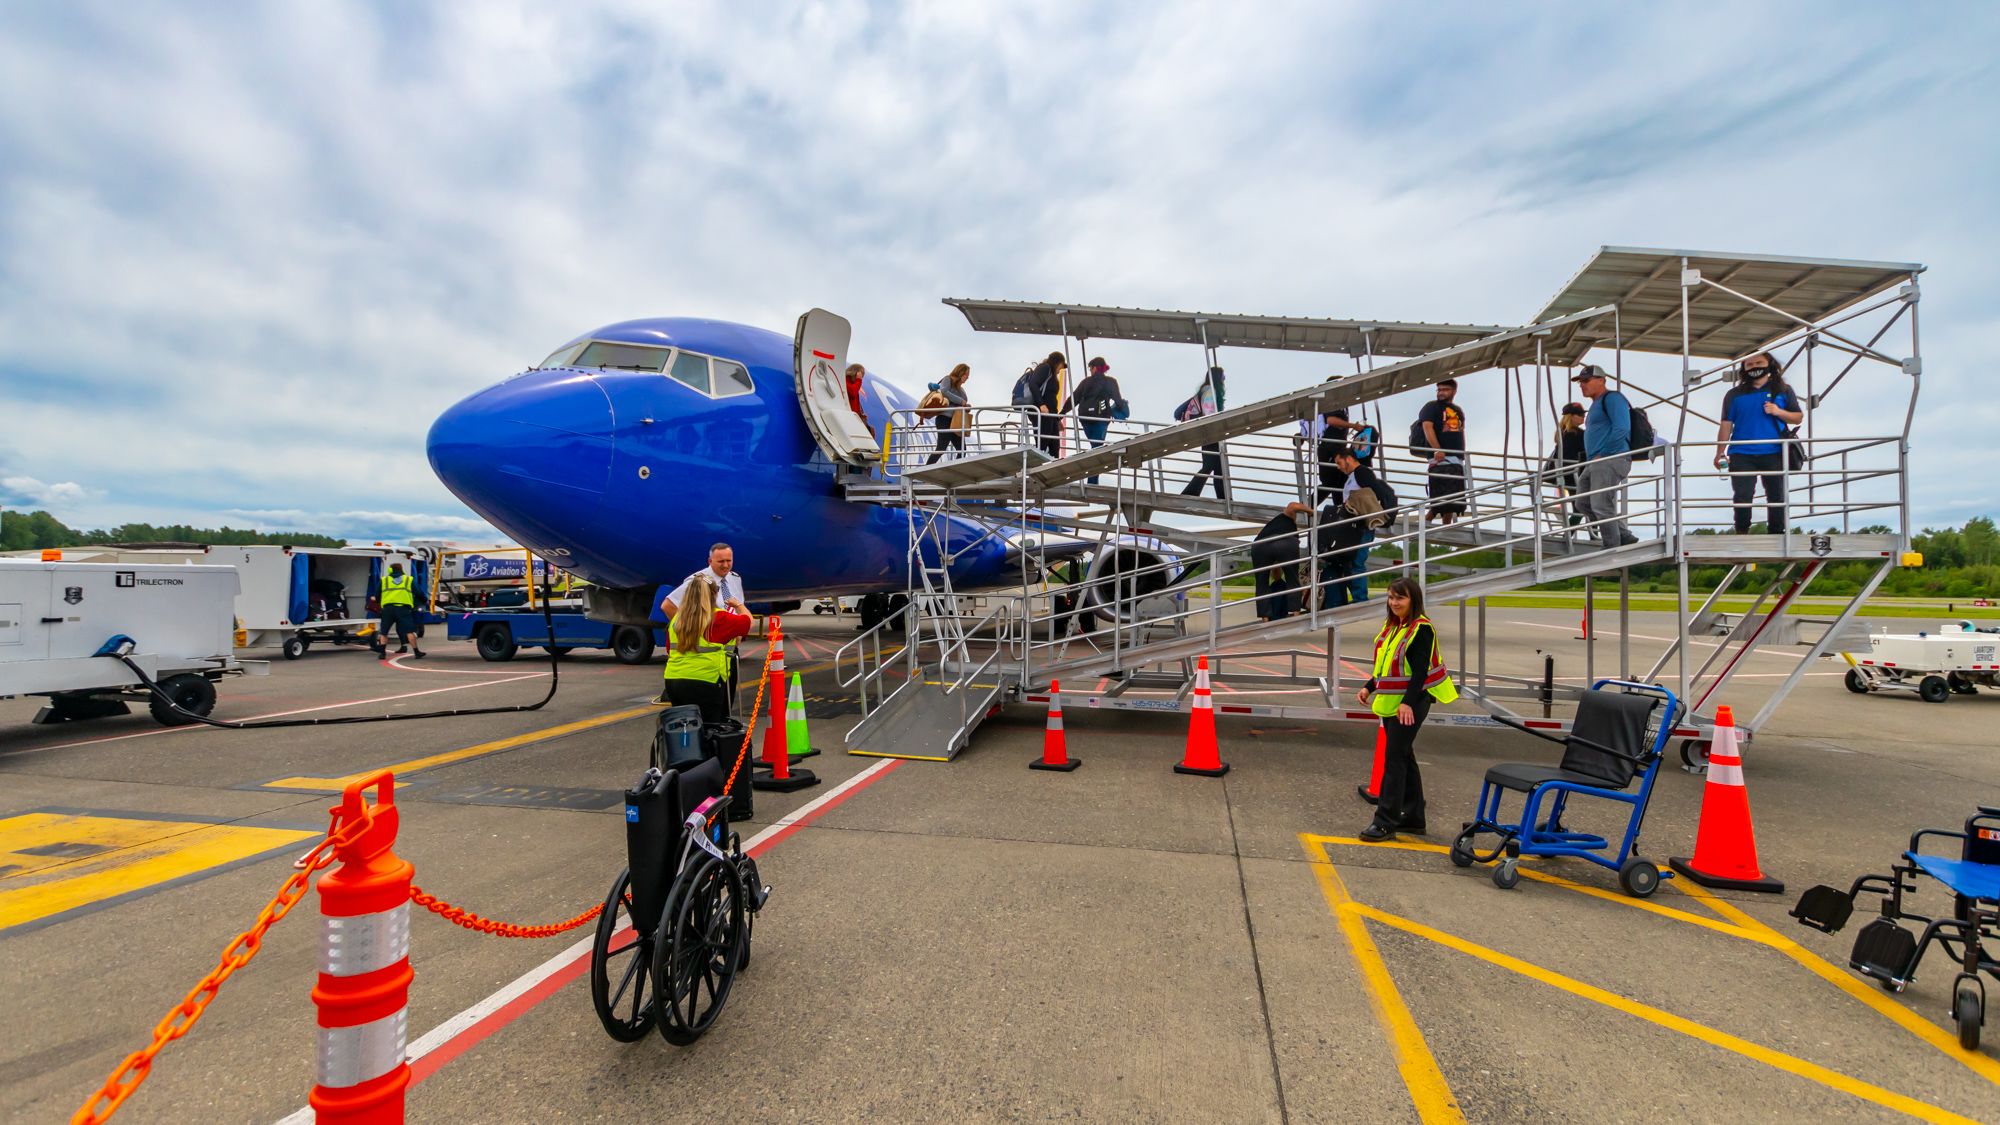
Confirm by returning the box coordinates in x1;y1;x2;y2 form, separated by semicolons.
793;308;879;465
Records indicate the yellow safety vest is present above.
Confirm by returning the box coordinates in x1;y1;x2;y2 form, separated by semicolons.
663;621;729;684
380;573;415;608
1369;617;1458;716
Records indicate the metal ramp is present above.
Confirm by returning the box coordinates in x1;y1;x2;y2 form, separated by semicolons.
834;247;1924;757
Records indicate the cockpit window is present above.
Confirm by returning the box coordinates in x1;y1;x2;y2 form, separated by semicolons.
711;359;754;396
572;341;670;372
536;342;586;369
667;351;712;393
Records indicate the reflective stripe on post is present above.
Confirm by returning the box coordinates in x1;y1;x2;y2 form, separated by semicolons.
310;773;413;1124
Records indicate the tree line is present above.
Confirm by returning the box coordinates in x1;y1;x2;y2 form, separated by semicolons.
0;509;345;551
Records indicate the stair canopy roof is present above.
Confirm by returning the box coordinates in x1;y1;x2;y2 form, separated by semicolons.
942;299;1508;360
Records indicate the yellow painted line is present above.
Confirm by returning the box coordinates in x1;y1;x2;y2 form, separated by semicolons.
1672;877;2000;1087
1304;834;1773;945
263;706;655;791
845;750;953;762
1299;836;1465;1123
0;812;317;933
1350;902;1983;1125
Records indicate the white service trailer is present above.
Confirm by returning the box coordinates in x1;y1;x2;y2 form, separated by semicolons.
0;558;260;726
210;544;420;659
1842;620;2000;703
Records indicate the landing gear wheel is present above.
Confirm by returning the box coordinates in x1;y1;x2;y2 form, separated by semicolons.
1680;739;1709;770
1492;858;1521;890
653;854;746;1046
612;626;656;665
1448;832;1476;868
1845;668;1870;694
589;869;656;1042
886;593;910;633
149;674;217;727
475;625;517;662
1618;857;1661;898
282;635;307;660
1955;977;1984;1051
1919;675;1950;704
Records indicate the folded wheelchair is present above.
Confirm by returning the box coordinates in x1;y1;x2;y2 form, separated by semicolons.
588;714;769;1046
1791;807;2000;1050
1449;680;1681;897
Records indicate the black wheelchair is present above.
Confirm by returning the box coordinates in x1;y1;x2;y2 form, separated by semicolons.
1791;806;2000;1050
589;710;768;1046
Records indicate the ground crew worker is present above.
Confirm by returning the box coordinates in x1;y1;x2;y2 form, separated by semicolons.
660;580;730;720
660;543;747;709
1356;577;1454;841
373;561;426;659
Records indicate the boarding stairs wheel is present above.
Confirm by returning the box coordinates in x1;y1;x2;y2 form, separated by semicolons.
588;869;658;1041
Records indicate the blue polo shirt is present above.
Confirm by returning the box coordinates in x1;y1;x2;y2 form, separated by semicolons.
1721;383;1800;456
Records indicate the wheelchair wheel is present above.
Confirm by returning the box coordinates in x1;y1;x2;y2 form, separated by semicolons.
1618;857;1661;898
1955;978;1983;1051
1448;832;1476;868
653;853;747;1046
734;853;764;971
589;869;657;1042
1492;858;1521;890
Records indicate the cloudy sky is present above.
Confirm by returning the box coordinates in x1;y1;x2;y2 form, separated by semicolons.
2;1;1995;542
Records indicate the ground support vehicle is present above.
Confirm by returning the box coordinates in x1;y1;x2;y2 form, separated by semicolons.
445;609;662;664
0;559;262;726
1842;621;2000;703
1793;807;2000;1050
199;544;422;660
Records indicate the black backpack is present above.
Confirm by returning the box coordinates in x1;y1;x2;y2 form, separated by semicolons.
1409;417;1429;452
1368;475;1398;512
1616;392;1656;460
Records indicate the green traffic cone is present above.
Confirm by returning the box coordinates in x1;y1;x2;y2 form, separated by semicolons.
785;672;821;760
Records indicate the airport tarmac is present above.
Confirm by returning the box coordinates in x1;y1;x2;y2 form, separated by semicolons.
3;608;1997;1123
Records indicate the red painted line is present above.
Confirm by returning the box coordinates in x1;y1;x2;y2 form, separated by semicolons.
402;757;904;1087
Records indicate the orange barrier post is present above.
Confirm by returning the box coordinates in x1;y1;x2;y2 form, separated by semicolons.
1175;657;1229;777
752;618;820;792
310;773;414;1124
1357;724;1387;805
1669;706;1783;893
1030;680;1080;772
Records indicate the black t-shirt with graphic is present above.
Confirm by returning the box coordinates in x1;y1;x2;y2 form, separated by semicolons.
1417;400;1466;453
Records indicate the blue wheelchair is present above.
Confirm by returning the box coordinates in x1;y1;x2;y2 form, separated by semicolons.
1449;680;1681;897
1791;807;2000;1050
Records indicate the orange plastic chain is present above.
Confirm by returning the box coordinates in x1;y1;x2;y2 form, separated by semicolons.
72;812;359;1125
407;633;776;939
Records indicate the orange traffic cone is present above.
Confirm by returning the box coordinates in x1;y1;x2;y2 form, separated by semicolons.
1669;706;1781;892
1575;615;1590;640
1357;724;1387;805
754;619;819;792
1030;680;1080;772
1175;657;1229;777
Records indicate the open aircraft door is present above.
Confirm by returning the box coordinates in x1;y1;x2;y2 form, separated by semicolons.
793;309;879;466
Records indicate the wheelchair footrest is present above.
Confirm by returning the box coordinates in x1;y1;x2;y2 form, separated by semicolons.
1791;884;1855;934
1850;918;1919;986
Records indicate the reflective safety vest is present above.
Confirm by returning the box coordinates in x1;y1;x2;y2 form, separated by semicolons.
663;620;730;684
380;573;416;608
1369;616;1458;716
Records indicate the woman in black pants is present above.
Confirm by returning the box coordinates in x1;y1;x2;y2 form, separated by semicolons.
1357;577;1459;841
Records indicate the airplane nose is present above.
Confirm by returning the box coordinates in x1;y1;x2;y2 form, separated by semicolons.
427;370;616;544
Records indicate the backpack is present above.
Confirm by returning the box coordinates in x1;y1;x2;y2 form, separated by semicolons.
916;389;948;420
1010;366;1037;407
1367;475;1398;514
1350;423;1379;460
1077;376;1119;418
1409;417;1430;452
1173;395;1198;422
1616;392;1656;460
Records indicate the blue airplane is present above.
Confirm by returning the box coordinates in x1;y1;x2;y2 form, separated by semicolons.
426;311;1063;627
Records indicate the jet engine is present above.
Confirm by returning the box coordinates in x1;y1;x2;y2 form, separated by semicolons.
1075;536;1186;624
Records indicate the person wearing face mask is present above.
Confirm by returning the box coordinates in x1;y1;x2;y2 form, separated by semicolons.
1715;352;1805;534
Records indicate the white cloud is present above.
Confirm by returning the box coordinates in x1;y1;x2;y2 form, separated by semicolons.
0;0;1994;541
222;508;499;542
1;475;98;510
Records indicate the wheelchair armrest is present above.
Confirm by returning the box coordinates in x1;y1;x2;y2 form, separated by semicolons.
1908;827;1967;855
1486;710;1569;747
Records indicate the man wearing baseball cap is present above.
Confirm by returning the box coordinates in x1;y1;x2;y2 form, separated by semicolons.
1572;365;1638;547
